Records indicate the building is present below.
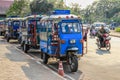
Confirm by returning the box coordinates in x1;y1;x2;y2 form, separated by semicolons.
0;0;14;19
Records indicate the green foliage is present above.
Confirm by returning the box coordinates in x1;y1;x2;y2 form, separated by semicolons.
115;27;120;32
48;0;67;10
6;0;30;17
82;0;120;23
70;3;81;16
30;0;53;14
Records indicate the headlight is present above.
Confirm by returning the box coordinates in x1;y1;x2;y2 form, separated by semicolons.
70;39;76;44
28;38;31;42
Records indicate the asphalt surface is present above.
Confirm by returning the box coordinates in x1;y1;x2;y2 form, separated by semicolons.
0;33;120;80
0;37;83;80
78;35;120;80
0;37;65;80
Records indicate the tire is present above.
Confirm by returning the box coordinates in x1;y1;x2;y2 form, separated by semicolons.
97;41;101;49
40;49;43;59
7;37;10;42
4;34;7;39
43;53;49;64
0;32;2;36
106;43;111;51
1;32;3;36
21;41;25;48
40;53;43;59
18;37;22;44
23;44;29;53
69;55;78;72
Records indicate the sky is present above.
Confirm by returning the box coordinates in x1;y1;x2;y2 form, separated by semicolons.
8;0;97;9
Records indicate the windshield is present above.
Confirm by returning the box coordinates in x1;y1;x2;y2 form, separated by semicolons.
94;23;106;27
13;21;20;26
61;22;81;33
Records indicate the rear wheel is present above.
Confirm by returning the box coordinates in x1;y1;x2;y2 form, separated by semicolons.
68;55;78;72
7;37;10;42
18;37;22;44
106;43;111;51
43;53;49;64
40;53;43;59
23;44;29;53
40;49;43;59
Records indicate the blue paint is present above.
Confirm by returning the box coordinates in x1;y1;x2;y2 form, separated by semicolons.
40;19;83;56
53;10;70;15
39;10;83;57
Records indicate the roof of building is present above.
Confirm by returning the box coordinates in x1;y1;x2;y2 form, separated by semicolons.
0;0;14;15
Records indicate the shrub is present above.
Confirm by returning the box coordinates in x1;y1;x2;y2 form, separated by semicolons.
115;27;120;32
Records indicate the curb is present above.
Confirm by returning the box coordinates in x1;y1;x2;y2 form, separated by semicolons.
110;34;120;38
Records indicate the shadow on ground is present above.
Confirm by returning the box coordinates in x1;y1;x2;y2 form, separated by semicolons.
5;46;28;62
5;43;83;80
25;49;83;80
96;49;111;55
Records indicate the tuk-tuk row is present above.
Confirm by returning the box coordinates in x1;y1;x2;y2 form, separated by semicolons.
1;10;86;72
4;17;24;42
0;20;5;36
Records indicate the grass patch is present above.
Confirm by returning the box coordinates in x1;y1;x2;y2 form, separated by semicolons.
115;27;120;32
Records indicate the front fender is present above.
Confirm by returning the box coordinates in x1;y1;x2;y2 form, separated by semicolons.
67;47;79;51
67;48;81;59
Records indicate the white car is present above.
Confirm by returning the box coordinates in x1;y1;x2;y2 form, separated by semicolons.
92;22;110;33
82;24;90;30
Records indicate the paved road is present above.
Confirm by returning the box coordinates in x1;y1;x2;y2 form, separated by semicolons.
79;36;120;80
0;36;65;80
0;35;120;80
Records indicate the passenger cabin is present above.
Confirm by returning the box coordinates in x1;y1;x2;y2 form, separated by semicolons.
5;17;23;42
0;20;5;35
21;15;45;53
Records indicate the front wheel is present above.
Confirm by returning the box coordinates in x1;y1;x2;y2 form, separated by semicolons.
106;43;111;51
68;55;78;72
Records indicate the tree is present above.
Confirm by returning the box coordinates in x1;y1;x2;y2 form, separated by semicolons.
30;0;53;14
6;0;30;17
82;0;120;23
70;3;81;15
47;0;67;10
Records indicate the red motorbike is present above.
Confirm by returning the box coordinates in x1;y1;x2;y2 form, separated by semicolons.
96;33;111;51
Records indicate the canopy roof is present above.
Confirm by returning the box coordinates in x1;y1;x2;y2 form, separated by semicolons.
41;14;79;21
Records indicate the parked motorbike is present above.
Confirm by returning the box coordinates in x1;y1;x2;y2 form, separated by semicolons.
96;33;111;51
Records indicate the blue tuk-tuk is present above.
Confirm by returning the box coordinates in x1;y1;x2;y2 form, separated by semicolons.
21;15;44;53
0;20;5;36
39;10;84;72
5;17;23;42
